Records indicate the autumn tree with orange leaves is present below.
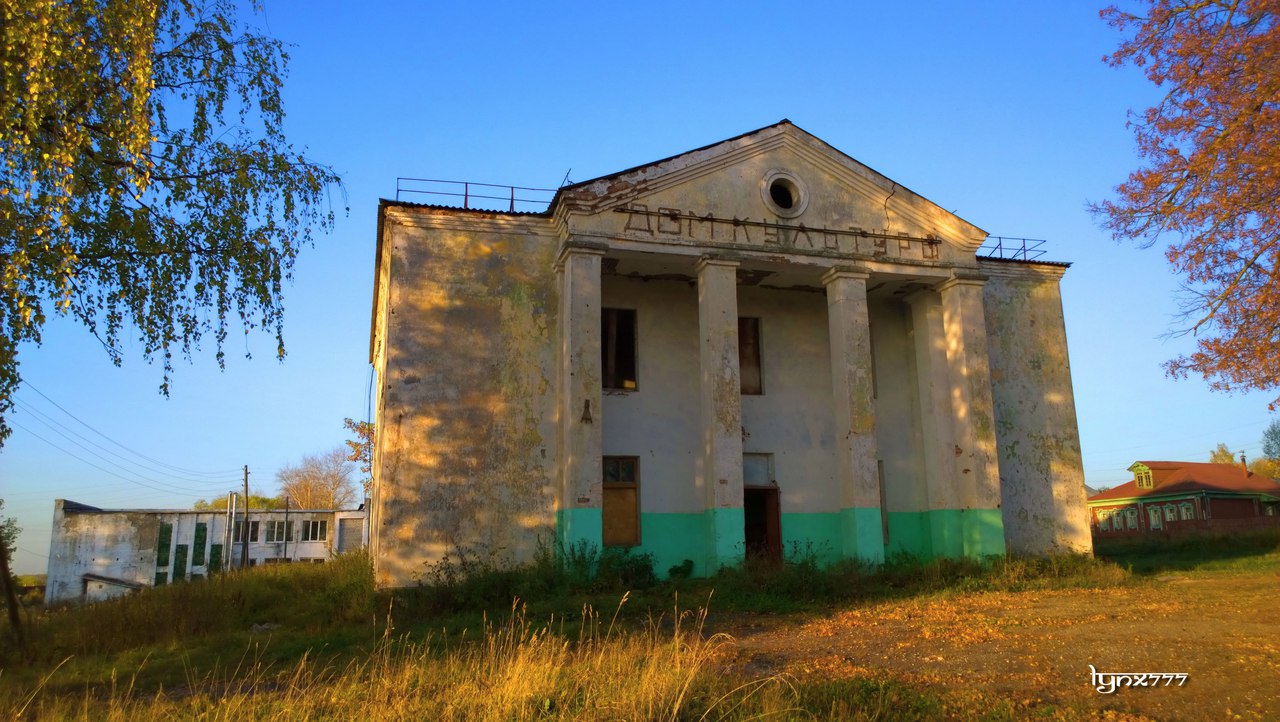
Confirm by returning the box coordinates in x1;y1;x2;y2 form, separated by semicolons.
1095;0;1280;405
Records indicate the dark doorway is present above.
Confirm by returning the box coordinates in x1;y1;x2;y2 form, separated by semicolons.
744;486;782;563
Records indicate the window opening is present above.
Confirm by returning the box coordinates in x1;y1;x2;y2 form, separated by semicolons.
769;179;796;209
739;317;763;395
602;308;638;390
233;520;260;543
301;519;328;542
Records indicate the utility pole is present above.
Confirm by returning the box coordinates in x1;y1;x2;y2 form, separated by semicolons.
241;465;250;569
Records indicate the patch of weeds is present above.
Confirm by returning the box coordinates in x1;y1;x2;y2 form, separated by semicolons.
400;540;658;619
706;544;876;611
667;559;695;579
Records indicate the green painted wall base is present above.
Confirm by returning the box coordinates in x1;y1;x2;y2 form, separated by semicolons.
779;513;843;565
555;508;602;551
964;508;1007;557
638;513;709;577
705;508;745;571
554;505;1007;578
841;507;886;564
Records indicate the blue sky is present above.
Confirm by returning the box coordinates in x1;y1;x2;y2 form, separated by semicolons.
4;1;1277;574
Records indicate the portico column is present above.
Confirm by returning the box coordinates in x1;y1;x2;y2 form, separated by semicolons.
938;272;1006;556
697;257;745;570
906;289;963;558
822;267;884;564
556;243;606;550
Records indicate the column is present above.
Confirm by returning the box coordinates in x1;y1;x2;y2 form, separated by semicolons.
556;243;606;551
939;272;1006;556
906;289;963;558
697;257;745;570
822;267;884;564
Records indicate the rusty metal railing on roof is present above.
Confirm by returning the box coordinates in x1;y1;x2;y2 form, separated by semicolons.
396;178;557;212
978;236;1047;261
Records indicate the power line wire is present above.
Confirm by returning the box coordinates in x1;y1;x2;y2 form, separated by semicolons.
12;397;239;486
13;422;231;497
11;407;234;492
20;380;241;476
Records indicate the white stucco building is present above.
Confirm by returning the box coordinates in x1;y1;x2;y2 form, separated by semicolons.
45;499;367;605
368;121;1092;587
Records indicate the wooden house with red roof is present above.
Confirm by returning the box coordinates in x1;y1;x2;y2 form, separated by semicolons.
1088;461;1280;538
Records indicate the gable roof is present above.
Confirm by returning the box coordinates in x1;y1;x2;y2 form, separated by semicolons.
548;119;988;246
1089;461;1280;502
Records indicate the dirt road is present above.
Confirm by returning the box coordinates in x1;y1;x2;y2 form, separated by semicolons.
719;571;1280;720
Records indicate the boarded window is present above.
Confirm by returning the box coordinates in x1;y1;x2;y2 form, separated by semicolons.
174;544;188;581
739;317;762;395
337;518;365;553
602;456;639;546
192;523;207;565
209;544;223;573
602;308;638;390
155;522;173;568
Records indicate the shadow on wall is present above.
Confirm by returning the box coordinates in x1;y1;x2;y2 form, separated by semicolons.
377;222;560;586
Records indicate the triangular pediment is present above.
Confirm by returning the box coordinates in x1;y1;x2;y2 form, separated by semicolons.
554;121;987;259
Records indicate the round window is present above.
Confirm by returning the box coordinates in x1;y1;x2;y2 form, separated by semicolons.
760;170;807;218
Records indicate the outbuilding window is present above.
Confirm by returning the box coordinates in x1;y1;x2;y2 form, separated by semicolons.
301;519;327;542
233;520;259;543
265;520;293;542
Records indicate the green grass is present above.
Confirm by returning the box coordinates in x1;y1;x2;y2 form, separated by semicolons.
1095;528;1280;574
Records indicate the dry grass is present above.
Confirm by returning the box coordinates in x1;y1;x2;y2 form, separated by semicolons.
8;596;801;721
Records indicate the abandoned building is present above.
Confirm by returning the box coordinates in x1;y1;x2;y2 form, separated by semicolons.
45;499;368;605
368;120;1092;588
1089;461;1280;539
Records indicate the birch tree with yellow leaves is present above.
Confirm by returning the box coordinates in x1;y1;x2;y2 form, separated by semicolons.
0;0;342;442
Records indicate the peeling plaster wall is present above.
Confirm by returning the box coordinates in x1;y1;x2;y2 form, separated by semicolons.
600;277;701;514
982;264;1093;554
369;124;1093;583
373;211;559;587
738;286;838;516
869;299;928;519
47;503;161;605
47;502;365;603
